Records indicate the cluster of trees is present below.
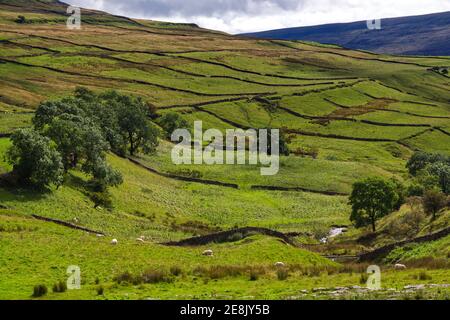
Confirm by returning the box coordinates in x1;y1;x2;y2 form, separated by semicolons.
5;88;163;206
406;152;449;195
350;151;449;232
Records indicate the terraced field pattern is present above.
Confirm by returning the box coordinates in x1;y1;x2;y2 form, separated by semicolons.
0;0;449;300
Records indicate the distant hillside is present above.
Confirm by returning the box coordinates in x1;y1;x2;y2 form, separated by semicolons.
242;11;450;56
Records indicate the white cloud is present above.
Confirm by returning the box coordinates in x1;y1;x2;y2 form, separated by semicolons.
66;0;450;34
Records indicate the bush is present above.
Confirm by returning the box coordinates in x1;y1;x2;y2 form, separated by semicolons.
15;15;26;24
141;269;171;284
207;265;242;280
32;284;48;297
407;152;450;176
90;191;113;210
249;271;259;281
387;207;425;239
423;189;446;219
359;273;369;285
407;184;425;197
96;285;104;295
276;268;289;281
113;271;135;284
417;271;432;281
157;112;189;138
170;266;183;277
52;280;67;293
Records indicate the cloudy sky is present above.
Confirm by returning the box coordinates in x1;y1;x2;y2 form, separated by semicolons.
66;0;450;34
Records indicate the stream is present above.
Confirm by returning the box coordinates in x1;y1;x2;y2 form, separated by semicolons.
320;227;347;244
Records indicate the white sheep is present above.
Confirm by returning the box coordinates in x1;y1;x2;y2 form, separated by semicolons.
73;217;79;224
274;262;286;267
202;249;214;256
111;239;118;245
136;238;145;243
394;263;407;270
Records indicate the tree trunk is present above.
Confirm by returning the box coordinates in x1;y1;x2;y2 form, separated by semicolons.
128;132;134;156
371;218;376;232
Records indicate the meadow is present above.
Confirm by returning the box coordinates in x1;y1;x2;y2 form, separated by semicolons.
0;0;449;300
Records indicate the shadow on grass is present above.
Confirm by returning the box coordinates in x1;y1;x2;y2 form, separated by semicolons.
0;172;91;204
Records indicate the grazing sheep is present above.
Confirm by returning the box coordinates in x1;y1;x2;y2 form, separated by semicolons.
202;249;214;256
136;238;145;243
111;239;118;245
274;262;285;267
72;217;79;224
394;263;407;270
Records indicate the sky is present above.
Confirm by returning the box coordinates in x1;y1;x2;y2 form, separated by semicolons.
66;0;450;34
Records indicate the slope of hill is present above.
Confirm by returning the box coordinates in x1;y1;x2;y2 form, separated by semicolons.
241;11;450;56
0;1;449;300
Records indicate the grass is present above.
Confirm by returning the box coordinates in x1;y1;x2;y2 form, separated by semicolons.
0;149;350;237
384;235;450;263
0;213;335;299
136;141;395;194
0;113;32;134
0;0;449;300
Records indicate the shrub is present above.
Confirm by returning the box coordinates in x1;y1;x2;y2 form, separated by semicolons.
417;271;432;281
208;265;242;280
359;273;369;285
423;189;446;219
157;112;189;138
113;271;135;284
96;285;104;295
249;271;259;281
170;266;183;277
90;191;113;210
15;15;26;24
141;269;171;284
52;280;67;293
32;284;48;297
387;207;425;239
276;268;289;281
407;152;450;176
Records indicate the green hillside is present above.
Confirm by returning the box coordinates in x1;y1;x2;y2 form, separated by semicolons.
0;1;449;300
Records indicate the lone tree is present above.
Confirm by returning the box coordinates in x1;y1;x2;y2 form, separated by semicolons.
6;129;64;189
349;177;399;232
423;189;447;219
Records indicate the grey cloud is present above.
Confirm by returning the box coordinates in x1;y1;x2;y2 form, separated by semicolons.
90;0;302;17
67;0;450;33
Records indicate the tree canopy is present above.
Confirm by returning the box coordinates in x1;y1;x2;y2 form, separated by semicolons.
6;129;64;189
5;88;161;200
349;177;399;232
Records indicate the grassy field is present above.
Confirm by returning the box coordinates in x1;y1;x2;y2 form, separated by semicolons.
0;0;449;300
